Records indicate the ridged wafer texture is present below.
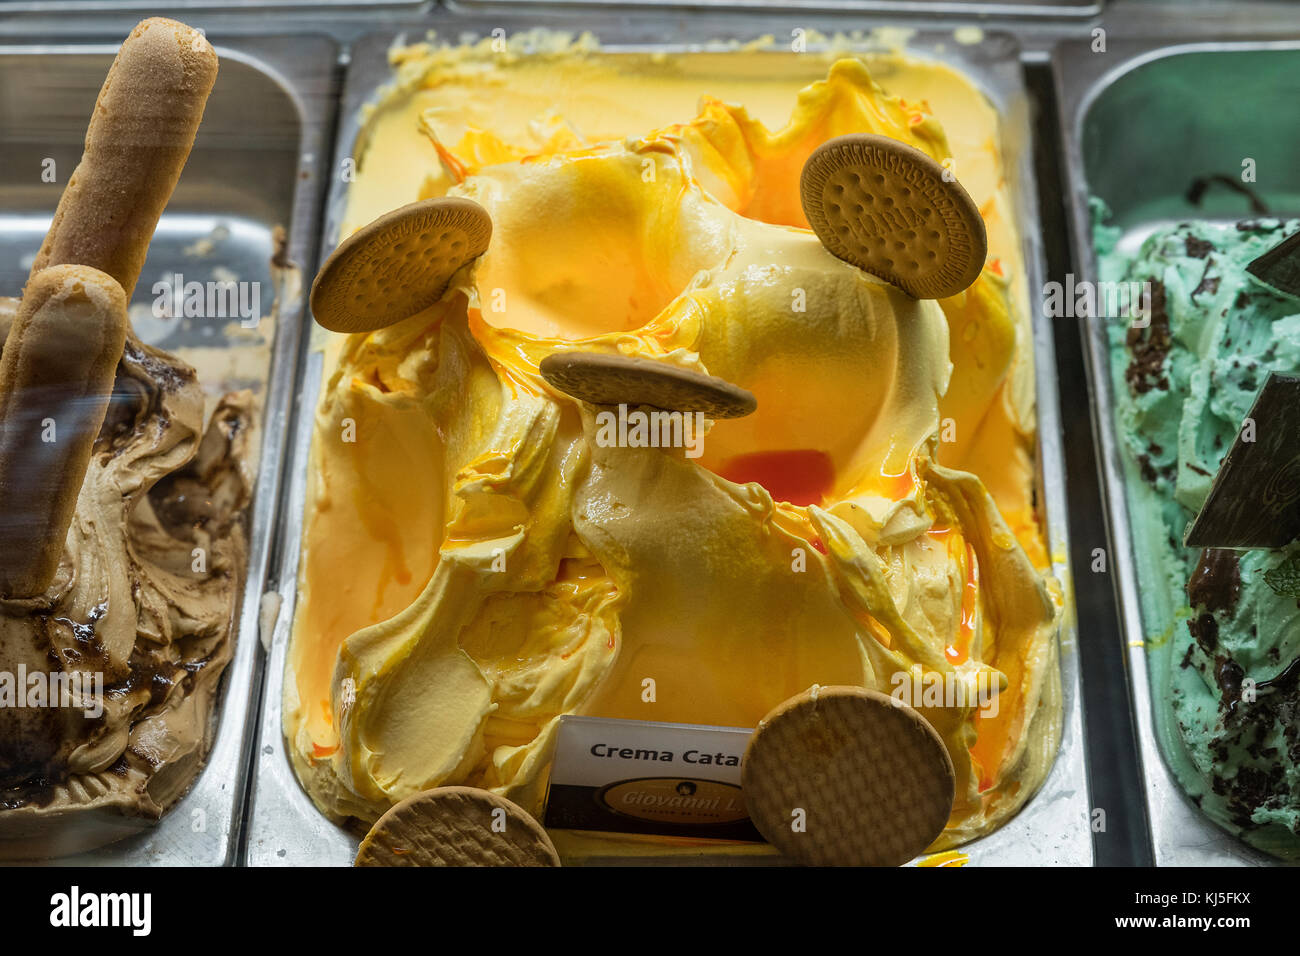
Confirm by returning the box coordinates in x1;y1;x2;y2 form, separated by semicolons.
0;266;128;598
539;351;757;419
800;134;986;300
311;197;493;333
354;786;561;867
29;18;218;300
741;686;955;866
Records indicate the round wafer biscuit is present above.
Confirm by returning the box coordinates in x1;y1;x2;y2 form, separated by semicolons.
741;685;955;867
354;786;560;867
800;134;986;300
311;197;492;334
539;351;756;419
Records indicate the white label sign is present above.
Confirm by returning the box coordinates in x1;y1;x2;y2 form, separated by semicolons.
544;715;761;840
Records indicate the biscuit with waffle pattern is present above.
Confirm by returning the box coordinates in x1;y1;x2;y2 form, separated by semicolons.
354;786;560;867
741;685;955;866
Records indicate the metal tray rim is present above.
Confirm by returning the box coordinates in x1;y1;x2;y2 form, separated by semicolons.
246;23;1092;867
446;0;1104;19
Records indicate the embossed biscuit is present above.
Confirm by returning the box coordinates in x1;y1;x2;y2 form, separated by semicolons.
801;134;987;300
741;685;955;867
354;786;561;867
539;351;757;419
311;197;492;334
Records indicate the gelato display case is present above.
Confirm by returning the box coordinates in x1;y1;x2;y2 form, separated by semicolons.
0;1;1296;875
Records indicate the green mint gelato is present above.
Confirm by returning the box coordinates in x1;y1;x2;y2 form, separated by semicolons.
1095;201;1300;859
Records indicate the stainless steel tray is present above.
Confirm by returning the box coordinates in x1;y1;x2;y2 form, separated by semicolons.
0;35;335;865
246;21;1091;867
1056;38;1300;866
447;0;1102;19
0;1;424;10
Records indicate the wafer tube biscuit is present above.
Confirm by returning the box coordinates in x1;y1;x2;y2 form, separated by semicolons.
29;18;218;299
0;266;128;598
0;297;17;348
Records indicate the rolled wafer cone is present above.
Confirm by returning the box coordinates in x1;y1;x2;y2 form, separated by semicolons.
29;18;218;299
0;266;128;598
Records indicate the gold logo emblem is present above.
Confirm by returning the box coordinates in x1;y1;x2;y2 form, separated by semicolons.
598;778;749;825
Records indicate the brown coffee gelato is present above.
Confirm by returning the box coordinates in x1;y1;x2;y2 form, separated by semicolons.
0;294;254;858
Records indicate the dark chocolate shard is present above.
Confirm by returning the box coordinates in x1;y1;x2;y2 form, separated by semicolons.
1246;229;1300;300
1184;372;1300;549
1187;548;1242;615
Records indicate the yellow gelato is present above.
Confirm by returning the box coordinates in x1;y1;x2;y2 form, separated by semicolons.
285;36;1062;856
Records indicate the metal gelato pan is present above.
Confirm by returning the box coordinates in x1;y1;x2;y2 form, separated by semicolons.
0;34;335;865
247;19;1091;867
1056;38;1300;866
447;0;1103;21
